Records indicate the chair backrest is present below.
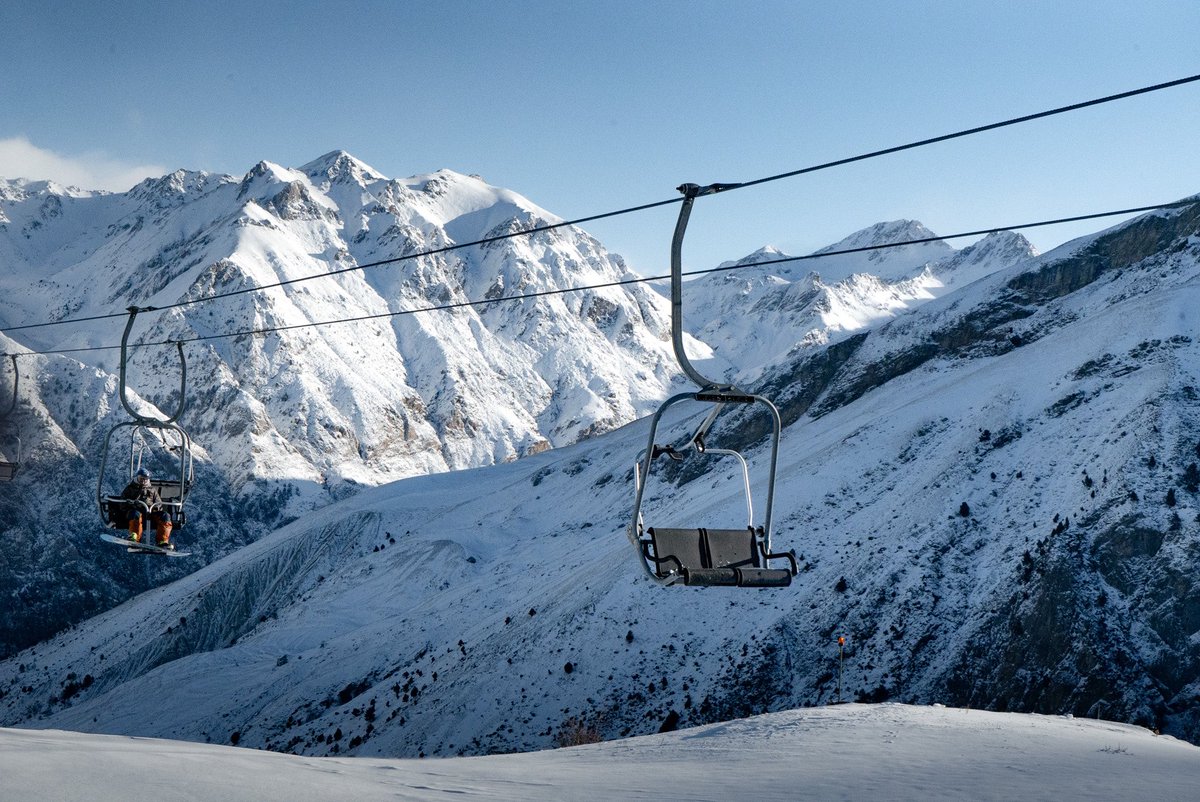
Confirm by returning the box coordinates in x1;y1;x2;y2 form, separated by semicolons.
647;528;707;576
647;527;759;574
154;480;186;502
100;496;126;527
702;528;759;570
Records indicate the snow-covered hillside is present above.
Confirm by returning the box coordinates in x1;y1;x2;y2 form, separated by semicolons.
2;198;1199;757
5;705;1199;802
0;155;1031;659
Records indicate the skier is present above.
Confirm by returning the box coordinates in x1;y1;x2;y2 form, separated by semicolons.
121;468;173;548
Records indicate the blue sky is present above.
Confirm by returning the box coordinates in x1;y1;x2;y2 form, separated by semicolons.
2;1;1199;274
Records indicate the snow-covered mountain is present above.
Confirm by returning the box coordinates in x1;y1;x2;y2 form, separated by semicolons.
2;196;1199;756
1;153;695;655
683;223;1036;382
0;154;1030;658
0;153;687;497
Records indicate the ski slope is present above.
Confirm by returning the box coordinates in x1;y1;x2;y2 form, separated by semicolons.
4;704;1198;801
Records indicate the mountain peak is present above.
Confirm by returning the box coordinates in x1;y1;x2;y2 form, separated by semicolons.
0;177;93;199
715;245;790;271
817;219;944;254
236;159;302;200
300;151;385;185
962;230;1037;261
128;169;221;205
795;220;955;284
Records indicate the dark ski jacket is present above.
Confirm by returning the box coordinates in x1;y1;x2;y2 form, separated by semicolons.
122;480;162;507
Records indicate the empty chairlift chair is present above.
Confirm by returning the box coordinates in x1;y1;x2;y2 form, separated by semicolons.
628;183;797;588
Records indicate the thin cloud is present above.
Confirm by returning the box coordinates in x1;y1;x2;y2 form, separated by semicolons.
0;136;167;192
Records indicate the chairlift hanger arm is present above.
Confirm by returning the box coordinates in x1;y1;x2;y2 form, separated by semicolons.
0;355;21;477
119;306;187;425
670;184;743;392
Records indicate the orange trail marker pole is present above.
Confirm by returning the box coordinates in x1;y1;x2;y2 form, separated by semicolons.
837;636;846;703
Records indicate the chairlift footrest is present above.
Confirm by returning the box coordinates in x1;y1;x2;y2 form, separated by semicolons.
729;568;793;588
683;567;792;587
683;568;739;587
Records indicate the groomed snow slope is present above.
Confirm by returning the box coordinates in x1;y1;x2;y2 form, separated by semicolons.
4;704;1198;802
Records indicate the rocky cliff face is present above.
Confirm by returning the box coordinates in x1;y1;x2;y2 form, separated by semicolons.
0;154;686;495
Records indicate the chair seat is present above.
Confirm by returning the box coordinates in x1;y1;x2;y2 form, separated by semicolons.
646;527;793;588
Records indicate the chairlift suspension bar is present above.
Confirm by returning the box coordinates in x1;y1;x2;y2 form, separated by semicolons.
118;306;188;425
669;182;783;549
0;355;21;478
628;390;696;551
670;183;739;391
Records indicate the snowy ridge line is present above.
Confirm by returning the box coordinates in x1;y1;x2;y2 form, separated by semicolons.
696;199;1199;277
3;704;1200;802
8;198;1195;358
0;195;683;337
137;195;684;315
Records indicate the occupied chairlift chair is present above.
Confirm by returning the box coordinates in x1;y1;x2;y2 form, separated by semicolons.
0;355;21;481
628;183;797;588
97;307;194;535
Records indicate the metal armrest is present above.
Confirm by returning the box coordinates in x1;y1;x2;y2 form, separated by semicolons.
758;540;798;575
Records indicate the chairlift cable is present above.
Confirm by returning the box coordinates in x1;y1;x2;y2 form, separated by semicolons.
3;73;1197;337
9;197;1196;357
727;73;1200;194
694;199;1200;275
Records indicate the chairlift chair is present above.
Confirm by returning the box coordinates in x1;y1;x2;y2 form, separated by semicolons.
628;184;797;588
98;421;194;532
97;307;194;534
0;439;19;482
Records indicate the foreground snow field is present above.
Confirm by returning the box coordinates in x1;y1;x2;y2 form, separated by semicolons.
4;704;1199;802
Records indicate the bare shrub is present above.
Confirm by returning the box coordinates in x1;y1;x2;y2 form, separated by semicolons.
554;715;605;748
